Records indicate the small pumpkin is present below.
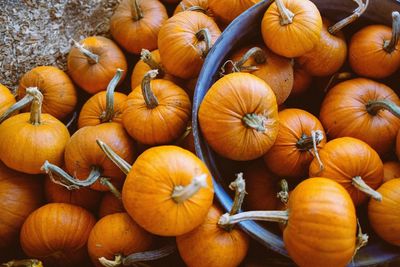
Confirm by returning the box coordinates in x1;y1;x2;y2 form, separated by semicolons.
158;11;221;79
174;0;213;18
98;192;125;218
0;88;70;174
208;0;259;25
123;70;191;145
0;83;16;116
20;203;96;267
383;161;400;182
198;72;279;161
320;78;400;155
349;11;400;79
309;137;384;206
261;0;322;58
67;36;127;94
264;108;326;181
368;178;400;246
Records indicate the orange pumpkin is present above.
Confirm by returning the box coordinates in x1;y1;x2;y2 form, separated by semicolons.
349;11;400;79
208;0;259;24
158;11;221;79
17;66;77;120
368;178;400;246
291;61;312;96
20;203;96;267
110;0;168;54
383;161;400;182
123;70;191;145
88;213;154;267
0;83;15;116
320;78;400;155
261;0;322;58
78;69;127;128
0;162;43;249
198;72;279;161
0;88;70;174
309;137;384;206
264;108;326;181
174;0;213;18
226;45;293;105
98;192;125;218
67;36;127;94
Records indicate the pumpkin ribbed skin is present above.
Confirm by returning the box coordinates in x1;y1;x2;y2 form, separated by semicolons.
309;137;383;206
177;205;249;267
0;83;15;116
122;146;214;236
20;203;96;267
18;66;77;120
383;161;400;182
98;192;125;218
174;0;213;18
0;162;43;249
368;178;400;246
88;213;154;267
284;177;356;267
208;0;259;24
199;73;279;161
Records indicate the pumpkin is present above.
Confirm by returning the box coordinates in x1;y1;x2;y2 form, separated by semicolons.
98;192;125;218
78;69;127;128
264;108;326;181
88;212;154;267
198;72;279;161
123;70;191;145
174;0;213;18
218;177;359;267
383;161;400;182
0;162;43;249
20;203;96;267
225;45;293;105
208;0;259;25
67;36;127;94
349;11;400;79
158;11;221;79
17;66;77;120
261;0;322;58
291;60;312;96
110;0;168;54
309;137;383;206
0;83;16;117
368;178;400;246
0;88;70;174
131;49;180;90
320;78;400;155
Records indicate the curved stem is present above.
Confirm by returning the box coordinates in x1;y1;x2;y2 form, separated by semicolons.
96;139;132;175
100;177;122;200
228;173;246;216
142;70;159;109
172;174;208;203
122;242;176;265
174;125;192;145
0;87;37;123
233;47;266;72
277;179;289;204
131;0;143;21
324;72;353;93
275;0;294;25
28;87;43;125
140;49;165;77
100;68;124;123
353;219;369;258
242;113;267;132
72;39;99;64
366;99;400;118
98;254;122;267
311;130;324;172
218;210;289;227
2;259;43;267
41;161;102;190
383;11;400;53
195;28;211;58
185;5;207;14
65;111;77;129
352;176;382;201
328;0;369;35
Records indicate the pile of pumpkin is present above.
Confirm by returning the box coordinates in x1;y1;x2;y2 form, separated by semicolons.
0;0;400;266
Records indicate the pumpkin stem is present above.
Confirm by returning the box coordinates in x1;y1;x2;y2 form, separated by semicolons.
351;176;382;202
296;130;324;151
0;87;38;123
140;49;165;77
2;259;43;267
41;161;102;189
28;87;43;125
65;111;77;129
142;70;159;109
277;179;289;204
100;68;124;123
100;177;122;200
324;72;353;93
233;47;267;72
131;0;144;21
275;0;295;25
98;254;123;267
242;113;267;132
174;125;192;145
171;174;208;203
72;39;99;64
181;3;208;14
218;210;289;227
366;99;400;118
328;0;369;35
195;28;212;58
353;219;369;258
311;130;324;172
96;139;132;175
383;11;400;53
122;241;176;265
